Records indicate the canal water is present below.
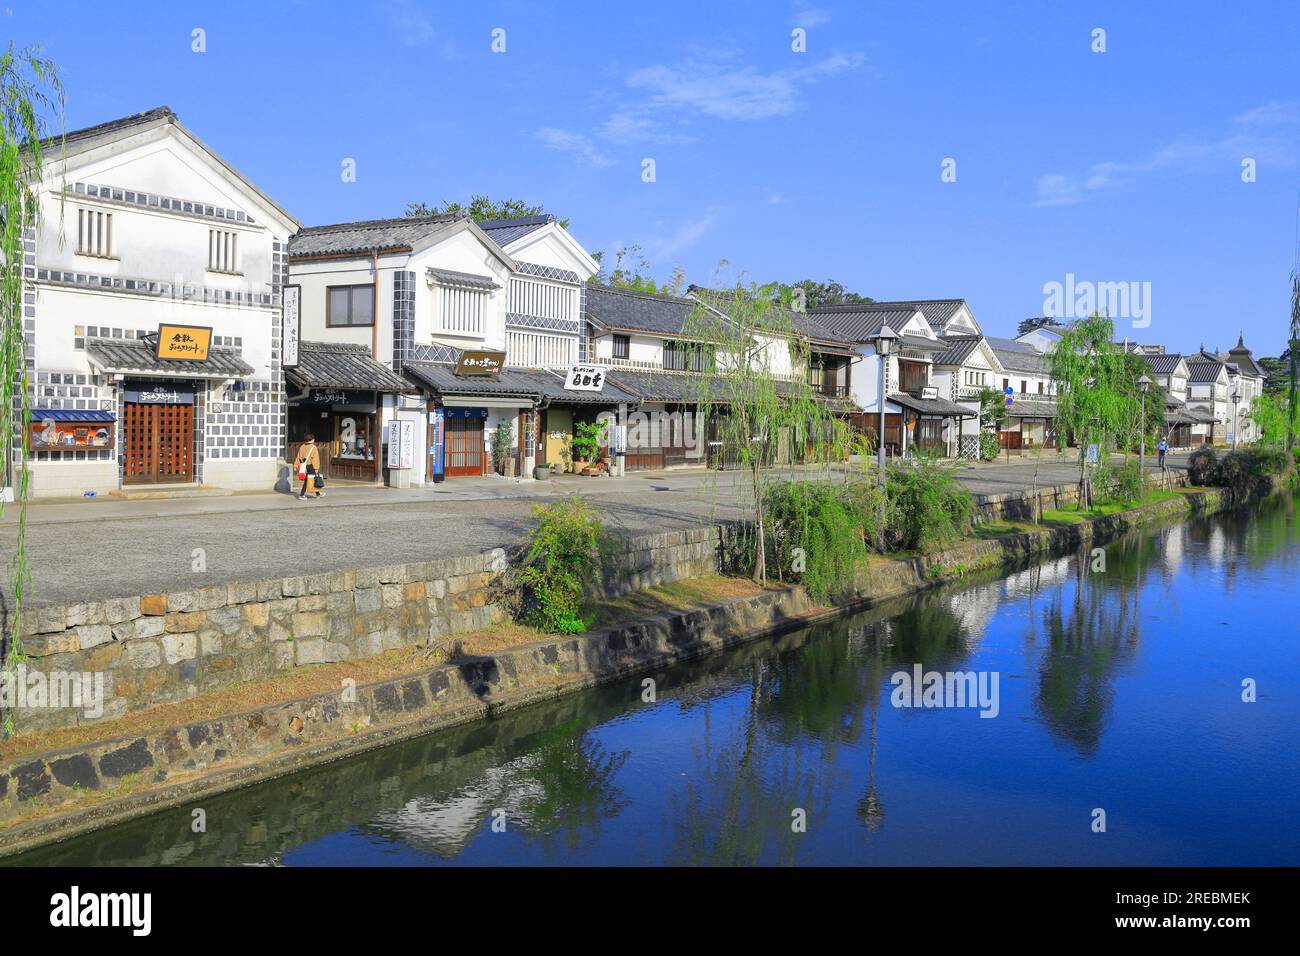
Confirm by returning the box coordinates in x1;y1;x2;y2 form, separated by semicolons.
12;498;1300;866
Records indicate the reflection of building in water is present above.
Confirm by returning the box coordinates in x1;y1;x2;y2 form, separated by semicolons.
1207;525;1227;569
367;758;546;858
1001;555;1071;599
943;586;999;646
1160;524;1186;575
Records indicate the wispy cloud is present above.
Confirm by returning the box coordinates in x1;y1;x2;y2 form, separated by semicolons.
792;6;832;28
385;0;434;47
536;47;863;166
1035;101;1300;207
534;128;614;168
645;208;724;264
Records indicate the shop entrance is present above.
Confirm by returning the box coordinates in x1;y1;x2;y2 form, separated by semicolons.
445;413;486;477
123;382;195;484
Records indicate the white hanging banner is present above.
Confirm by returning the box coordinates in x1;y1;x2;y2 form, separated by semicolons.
282;285;301;369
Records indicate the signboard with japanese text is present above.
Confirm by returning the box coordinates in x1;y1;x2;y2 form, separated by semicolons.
156;324;212;361
387;419;415;470
454;350;506;377
282;285;301;368
564;364;608;392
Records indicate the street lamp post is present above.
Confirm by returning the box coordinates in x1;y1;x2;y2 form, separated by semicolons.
874;326;897;550
1231;390;1240;450
1137;374;1151;478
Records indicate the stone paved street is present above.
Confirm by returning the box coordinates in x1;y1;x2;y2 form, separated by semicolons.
1;451;1187;606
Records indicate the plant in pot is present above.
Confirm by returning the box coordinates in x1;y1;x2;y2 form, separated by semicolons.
571;420;606;476
492;420;516;477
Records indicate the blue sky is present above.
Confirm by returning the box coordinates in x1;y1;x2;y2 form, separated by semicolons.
9;0;1300;354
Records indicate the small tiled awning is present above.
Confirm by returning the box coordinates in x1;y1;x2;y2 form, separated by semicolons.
606;370;723;404
1004;399;1059;419
888;392;976;417
32;408;115;422
85;336;255;379
286;342;415;393
403;360;540;402
520;368;641;406
424;267;500;291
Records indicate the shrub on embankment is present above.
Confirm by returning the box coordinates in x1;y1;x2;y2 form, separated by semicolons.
761;456;973;599
511;496;606;634
1188;446;1292;499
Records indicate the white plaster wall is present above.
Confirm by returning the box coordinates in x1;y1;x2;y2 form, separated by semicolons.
27;460;120;499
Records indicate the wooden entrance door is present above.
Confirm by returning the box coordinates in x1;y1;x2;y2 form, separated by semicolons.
124;401;194;483
445;417;485;477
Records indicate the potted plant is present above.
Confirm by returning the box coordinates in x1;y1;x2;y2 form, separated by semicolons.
571;420;605;475
492;420;515;476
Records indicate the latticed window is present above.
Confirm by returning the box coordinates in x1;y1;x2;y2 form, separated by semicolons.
437;285;486;335
77;208;113;257
507;330;576;368
508;277;578;322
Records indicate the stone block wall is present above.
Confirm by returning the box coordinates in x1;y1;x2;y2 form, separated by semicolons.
5;527;720;734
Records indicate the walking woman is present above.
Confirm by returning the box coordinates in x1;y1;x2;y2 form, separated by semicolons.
294;434;324;500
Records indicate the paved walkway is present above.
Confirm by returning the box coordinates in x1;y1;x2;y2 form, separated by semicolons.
1;452;1187;606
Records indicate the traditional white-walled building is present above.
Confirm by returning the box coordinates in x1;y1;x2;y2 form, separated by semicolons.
21;107;299;498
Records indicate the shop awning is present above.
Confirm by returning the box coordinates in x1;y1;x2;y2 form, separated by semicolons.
32;408;115;422
1004;399;1059;419
888;392;976;417
286;341;415;393
85;336;255;379
606;369;725;404
403;360;541;401
519;368;641;406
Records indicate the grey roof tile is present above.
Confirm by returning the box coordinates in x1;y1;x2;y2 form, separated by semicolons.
286;341;414;392
84;336;255;378
290;214;463;257
425;267;500;290
478;215;554;247
585;285;697;336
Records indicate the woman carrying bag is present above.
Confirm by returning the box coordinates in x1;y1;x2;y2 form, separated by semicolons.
294;434;325;500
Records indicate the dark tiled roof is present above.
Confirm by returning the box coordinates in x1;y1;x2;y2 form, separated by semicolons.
585;285;698;336
403;361;542;399
1004;399;1059;419
1187;361;1224;384
991;343;1049;374
605;370;720;404
519;368;640;405
1144;353;1185;376
42;106;175;152
290;214;463;258
286;342;414;392
84;336;255;378
687;286;856;350
425;267;500;290
933;335;983;367
985;335;1040;354
888;393;975;417
478;215;554;247
808;304;922;344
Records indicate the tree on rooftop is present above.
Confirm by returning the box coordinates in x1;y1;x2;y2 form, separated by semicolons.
404;195;568;229
786;279;872;310
589;244;684;295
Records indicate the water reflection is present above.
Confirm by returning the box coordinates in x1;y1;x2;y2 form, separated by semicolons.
10;497;1299;866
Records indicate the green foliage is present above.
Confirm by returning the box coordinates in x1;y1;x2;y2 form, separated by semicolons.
2;45;63;735
571;419;606;462
1093;459;1144;505
516;497;605;634
978;387;1008;433
978;430;1001;461
404;195;568;229
1246;392;1294;448
762;480;870;600
1188;447;1287;497
784;279;872;310
491;419;515;472
885;456;973;552
589;244;684;294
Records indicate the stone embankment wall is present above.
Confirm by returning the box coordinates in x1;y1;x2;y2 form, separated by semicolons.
6;528;719;734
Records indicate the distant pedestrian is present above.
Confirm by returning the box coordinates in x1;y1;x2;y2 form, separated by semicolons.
294;434;324;500
1157;436;1167;468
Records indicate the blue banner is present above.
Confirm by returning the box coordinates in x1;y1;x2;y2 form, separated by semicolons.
429;406;445;480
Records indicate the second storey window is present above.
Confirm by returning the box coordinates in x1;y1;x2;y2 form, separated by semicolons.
208;229;239;273
76;208;113;257
437;286;487;335
612;334;630;359
663;339;713;372
327;285;375;327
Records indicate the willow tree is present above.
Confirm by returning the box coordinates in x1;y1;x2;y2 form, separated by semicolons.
684;280;851;585
1048;313;1139;507
1288;269;1299;452
1;45;62;732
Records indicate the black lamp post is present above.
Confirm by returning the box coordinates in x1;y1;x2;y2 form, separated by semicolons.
874;326;897;549
1137;374;1151;476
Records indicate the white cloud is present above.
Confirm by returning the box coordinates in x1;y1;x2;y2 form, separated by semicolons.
1035;101;1300;207
626;52;864;122
534;128;615;168
385;0;434;47
792;7;832;28
645;208;724;265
